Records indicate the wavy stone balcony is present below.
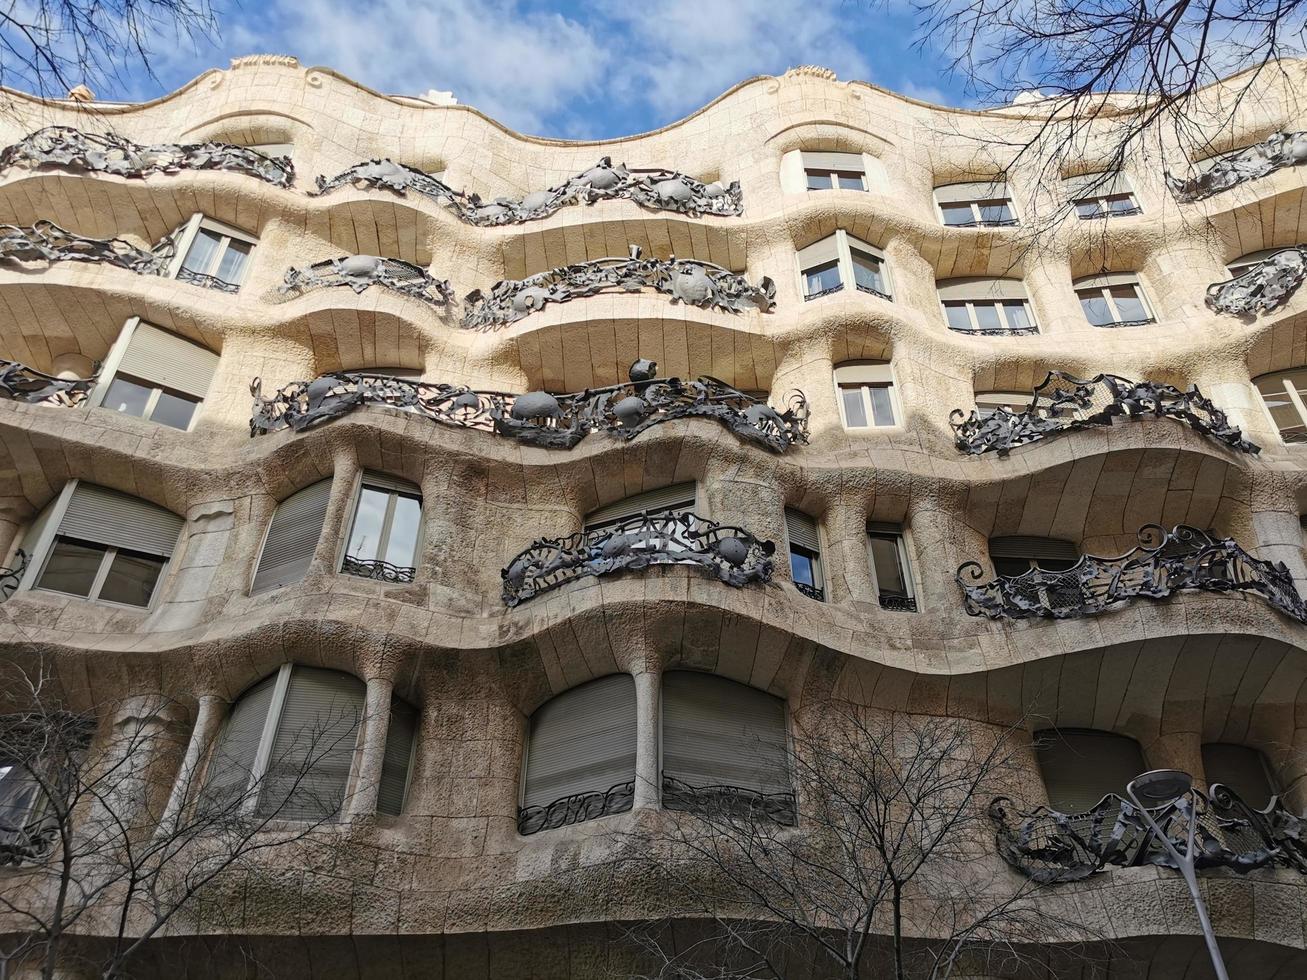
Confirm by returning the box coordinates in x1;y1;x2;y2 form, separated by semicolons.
280;254;453;307
957;525;1307;623
314;156;743;224
1207;247;1306;316
950;372;1259;457
500;511;775;607
250;360;809;453
991;783;1307;884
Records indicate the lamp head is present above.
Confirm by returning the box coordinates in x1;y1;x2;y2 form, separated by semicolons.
1127;769;1193;805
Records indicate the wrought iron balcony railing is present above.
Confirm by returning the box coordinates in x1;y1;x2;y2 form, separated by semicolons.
662;775;797;826
0;126;295;189
947;217;1021;229
1076;205;1143;219
0;220;173;277
0;362;97;408
175;267;241;294
991;783;1307;884
0;550;28;601
340;555;417;584
314;155;743;223
462;245;775;330
803;282;844;301
855;283;892;301
945;323;1038;337
517;780;635;836
250;359;808;454
280;254;453;307
1089;317;1157;329
1207;247;1306;317
950;371;1258;457
957;524;1307;623
794;581;825;601
878;592;917;612
501;511;775;607
1166;131;1307;202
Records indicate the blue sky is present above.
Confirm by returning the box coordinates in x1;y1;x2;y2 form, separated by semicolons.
125;0;973;139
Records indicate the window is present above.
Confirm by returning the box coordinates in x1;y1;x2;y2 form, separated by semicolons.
519;674;636;834
1253;369;1307;444
166;214;257;293
867;522;916;612
937;278;1037;335
341;474;422;583
1064;172;1141;219
989;536;1079;578
1201;743;1278;809
785;508;823;601
91;321;219;431
1227;247;1293;279
252;480;332;594
800;151;868;191
28;483;183;608
833;362;899;429
200;665;412;821
662;672;791;822
1035;729;1146;812
797;232;893;302
0;757;45;849
933;181;1018;227
1073;274;1155;327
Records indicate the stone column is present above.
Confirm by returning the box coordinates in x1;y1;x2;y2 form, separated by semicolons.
633;671;660;810
772;341;840;447
158;695;226;834
823;500;875;605
347;676;394;819
1142;731;1205;788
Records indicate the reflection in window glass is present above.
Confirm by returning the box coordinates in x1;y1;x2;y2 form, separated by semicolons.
851;250;885;295
941;204;974;226
216;240;251;285
868;386;895;426
149;391;199;430
840;386;868;428
1079;293;1113;325
1107;195;1137;214
384;495;422;567
347;488;388;561
973;303;1001;330
944;303;972;331
97;550;165;607
805;171;832;190
103;377;151;418
38;539;103;597
790;548;820;589
979;201;1013;223
804;260;842;298
181;230;221;275
1003;302;1033;331
835;172;864;190
1255;371;1307;444
869;535;908;594
1110;285;1148;321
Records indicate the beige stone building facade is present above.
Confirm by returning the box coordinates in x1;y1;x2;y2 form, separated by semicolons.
1;54;1307;977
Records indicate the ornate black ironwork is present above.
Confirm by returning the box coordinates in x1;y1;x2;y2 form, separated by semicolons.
662;775;797;826
0;220;173;276
1167;132;1307;202
946;324;1038;337
957;524;1307;623
879;592;917;612
1207;247;1307;316
804;283;844;301
0;126;294;189
517;780;635;835
856;283;891;300
950;371;1259;457
313;156;742;223
1091;317;1156;329
952;218;1021;228
340;555;416;584
501;511;775;607
0;551;28;600
1077;205;1143;219
794;582;825;601
280;254;453;307
462;246;775;330
0;362;97;407
250;359;808;454
991;782;1307;884
0;819;58;867
175;267;241;294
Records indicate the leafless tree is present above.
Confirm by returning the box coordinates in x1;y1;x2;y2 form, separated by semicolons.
0;0;218;102
621;704;1092;980
0;660;359;980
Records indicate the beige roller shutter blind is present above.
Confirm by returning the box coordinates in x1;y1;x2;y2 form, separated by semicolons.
937;277;1030;302
377;698;418;816
796;235;841;269
801;151;865;172
523;674;636;809
257;667;365;821
1072;272;1141;291
989;536;1078;562
361;472;421;495
1063;171;1132;200
785;508;821;553
933;180;1009;204
59;483;184;557
585;483;696;529
201;675;277;810
662;671;789;795
1035;729;1144;813
252;480;332;593
118;323;219;400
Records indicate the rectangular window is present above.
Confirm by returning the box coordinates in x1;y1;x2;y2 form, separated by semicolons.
944;302;973;331
940;203;975;226
805;170;834;191
838;383;897;428
1078;291;1114;326
803;260;843;299
835;171;866;190
978;200;1015;224
1076;282;1152;327
1074;193;1140;219
851;249;887;297
174;218;257;292
1109;285;1148;322
1255;371;1307;444
342;477;423;582
943;297;1035;334
785;509;824;601
36;537;164;607
867;525;916;612
840;385;869;428
102;374;200;431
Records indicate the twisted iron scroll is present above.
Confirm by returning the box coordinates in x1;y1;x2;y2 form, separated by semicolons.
957;524;1307;623
517;780;635;835
501;511;775;607
950;371;1258;457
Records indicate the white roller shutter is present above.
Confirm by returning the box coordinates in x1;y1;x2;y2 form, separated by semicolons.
523;674;636;809
201;675;277;810
361;472;421;495
585;483;696;529
59;483;183;557
934;180;1009;204
252;480;332;593
1063;171;1133;200
801;151;865;172
796;235;841;269
989;536;1079;563
1072;272;1142;291
784;508;821;553
662;671;789;795
1035;729;1144;813
117;323;219;400
377;698;418;816
937;277;1030;302
257;667;365;821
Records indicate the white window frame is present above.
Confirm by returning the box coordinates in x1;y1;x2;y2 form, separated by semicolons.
86;318;207;432
1253;369;1307;445
938;279;1037;335
1072;274;1156;327
780;150;887;194
784;508;825;602
165;213;259;291
797;231;893;303
933;182;1020;228
866;523;917;611
339;473;424;577
1065;172;1141;219
833;362;902;430
33;537;168;609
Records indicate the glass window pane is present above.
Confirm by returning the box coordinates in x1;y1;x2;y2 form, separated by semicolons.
805;171;833;190
851;250;884;294
973;303;1001;330
868;385;896;426
1109;285;1149;321
148;390;199;430
215;240;252;285
944;302;972;331
0;764;39;834
1078;291;1113;325
869;535;908;594
804;260;842;297
38;538;105;597
835;171;865;190
346;488;389;563
1256;378;1307;442
181;228;221;275
383;494;422;568
790;548;821;588
992;556;1033;577
98;550;165;606
103;377;152;418
1003;302;1033;331
1075;200;1102;219
1107;194;1137;214
941;204;974;226
1285;369;1307;401
979;201;1013;223
840;386;868;428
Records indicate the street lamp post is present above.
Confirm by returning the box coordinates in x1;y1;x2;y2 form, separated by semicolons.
1125;769;1230;980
